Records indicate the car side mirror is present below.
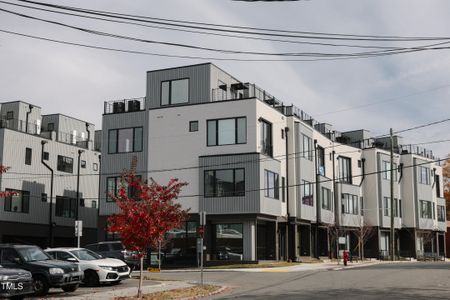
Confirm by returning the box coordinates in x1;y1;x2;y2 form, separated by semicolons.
67;257;78;263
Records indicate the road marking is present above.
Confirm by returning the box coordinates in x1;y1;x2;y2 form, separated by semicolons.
260;269;289;273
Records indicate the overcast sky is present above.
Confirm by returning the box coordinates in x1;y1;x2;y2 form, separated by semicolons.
0;0;449;158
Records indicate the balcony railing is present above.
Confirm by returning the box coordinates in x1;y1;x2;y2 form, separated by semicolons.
104;97;145;114
212;83;284;107
399;144;436;160
0;118;40;135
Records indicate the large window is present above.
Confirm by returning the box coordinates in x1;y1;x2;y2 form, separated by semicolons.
215;223;243;261
57;155;73;173
341;193;358;215
260;120;272;157
264;170;279;199
204;169;245;197
418;166;430;185
106;176;141;202
338;157;352;184
302;180;313;206
302;135;312;160
161;78;189;105
420;200;432;219
317;146;325;176
437;205;445;222
383;197;390;216
55;196;76;218
321;187;332;211
108;127;143;154
382;161;397;181
207;117;246;146
4;189;29;213
25;148;32;165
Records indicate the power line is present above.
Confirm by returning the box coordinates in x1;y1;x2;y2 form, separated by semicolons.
0;0;407;51
1;117;449;179
3;7;450;60
8;157;445;201
12;0;450;42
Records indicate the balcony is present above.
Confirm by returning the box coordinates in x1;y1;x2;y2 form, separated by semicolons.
399;144;436;160
104;97;145;114
0;118;40;135
212;82;285;107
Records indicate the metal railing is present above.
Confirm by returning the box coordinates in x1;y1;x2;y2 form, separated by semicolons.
104;97;145;114
399;144;435;160
0;118;40;135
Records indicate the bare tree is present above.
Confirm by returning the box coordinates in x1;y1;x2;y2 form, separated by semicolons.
353;221;375;260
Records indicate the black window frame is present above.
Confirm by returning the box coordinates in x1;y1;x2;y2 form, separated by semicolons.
4;189;30;213
42;151;49;161
204;168;245;198
321;187;332;211
338;156;352;184
80;160;86;169
437;205;445;222
302;180;314;206
302;134;313;161
41;193;47;203
6;111;13;120
47;122;55;131
418;166;430;185
341;193;358;215
25;147;32;165
55;196;77;218
108;127;143;154
93;162;99;171
189;120;199;132
317;146;325;176
260;119;273;157
57;155;74;173
264;169;279;199
106;175;142;202
160;78;190;106
207;117;247;147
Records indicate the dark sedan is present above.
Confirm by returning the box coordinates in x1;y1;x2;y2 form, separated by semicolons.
0;265;34;299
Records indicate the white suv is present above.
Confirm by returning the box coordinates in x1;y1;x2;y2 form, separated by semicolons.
46;248;130;286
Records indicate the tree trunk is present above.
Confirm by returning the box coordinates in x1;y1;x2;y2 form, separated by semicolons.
138;256;144;299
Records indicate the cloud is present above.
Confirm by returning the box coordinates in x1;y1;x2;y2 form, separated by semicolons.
0;0;449;157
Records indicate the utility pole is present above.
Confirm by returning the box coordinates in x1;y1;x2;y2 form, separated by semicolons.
76;149;84;248
390;128;395;261
41;141;54;248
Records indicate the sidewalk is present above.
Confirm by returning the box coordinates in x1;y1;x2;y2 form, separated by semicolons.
160;260;383;273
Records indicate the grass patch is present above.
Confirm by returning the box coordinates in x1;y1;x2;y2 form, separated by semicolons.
206;262;301;269
116;285;220;300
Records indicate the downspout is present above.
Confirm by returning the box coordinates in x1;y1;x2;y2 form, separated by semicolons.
285;126;290;261
41;141;54;247
332;151;339;259
359;158;366;187
85;123;91;150
25;104;33;133
314;139;320;259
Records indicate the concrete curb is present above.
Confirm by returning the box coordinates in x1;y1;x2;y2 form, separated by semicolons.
180;285;229;300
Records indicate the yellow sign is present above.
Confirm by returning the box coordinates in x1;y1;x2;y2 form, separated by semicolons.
147;268;160;272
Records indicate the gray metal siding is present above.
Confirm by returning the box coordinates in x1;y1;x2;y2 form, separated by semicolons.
199;154;260;214
0;129;98;228
99;110;148;216
146;64;211;109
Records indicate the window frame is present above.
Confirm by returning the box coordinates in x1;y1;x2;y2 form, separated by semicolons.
207;117;247;147
321;187;333;211
57;155;74;173
106;175;142;202
302;134;313;161
260;119;273;157
160;78;190;106
264;169;279;199
189;120;199;132
4;189;30;214
338;156;352;184
25;147;32;165
108;127;144;154
302;180;314;206
55;196;77;218
204;168;245;198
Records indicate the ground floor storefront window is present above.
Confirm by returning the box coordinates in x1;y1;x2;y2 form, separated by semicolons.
212;223;243;261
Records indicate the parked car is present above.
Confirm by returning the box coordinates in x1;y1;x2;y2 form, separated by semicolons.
0;244;83;296
46;248;130;286
0;264;34;299
85;241;139;268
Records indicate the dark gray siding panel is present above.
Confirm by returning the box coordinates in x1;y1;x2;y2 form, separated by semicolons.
199;153;260;214
146;64;211;109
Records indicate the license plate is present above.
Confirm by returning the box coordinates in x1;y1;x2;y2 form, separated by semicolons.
71;276;80;281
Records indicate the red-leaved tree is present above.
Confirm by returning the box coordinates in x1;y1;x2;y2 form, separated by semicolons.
107;172;189;298
0;166;17;198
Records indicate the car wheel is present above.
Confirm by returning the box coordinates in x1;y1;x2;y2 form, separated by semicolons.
33;275;50;296
62;284;79;292
84;270;100;287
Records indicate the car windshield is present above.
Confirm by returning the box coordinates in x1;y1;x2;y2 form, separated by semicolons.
110;243;124;251
70;249;102;261
17;247;51;262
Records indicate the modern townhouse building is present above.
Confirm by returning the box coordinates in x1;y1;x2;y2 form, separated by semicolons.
0;101;101;248
98;63;446;265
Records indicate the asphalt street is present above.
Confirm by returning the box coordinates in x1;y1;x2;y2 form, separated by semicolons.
154;262;450;300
